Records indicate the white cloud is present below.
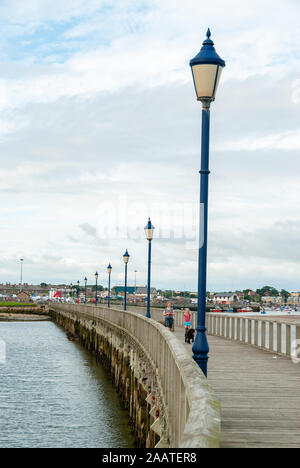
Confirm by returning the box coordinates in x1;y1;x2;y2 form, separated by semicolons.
0;0;104;23
0;1;300;291
0;0;299;111
215;129;300;152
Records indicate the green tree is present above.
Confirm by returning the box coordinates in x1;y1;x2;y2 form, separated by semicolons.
280;289;290;303
164;290;173;299
256;286;279;297
91;285;104;292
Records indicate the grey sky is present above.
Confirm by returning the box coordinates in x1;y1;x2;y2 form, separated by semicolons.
0;0;300;291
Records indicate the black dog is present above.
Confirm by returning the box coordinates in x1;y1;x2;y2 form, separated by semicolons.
185;328;195;344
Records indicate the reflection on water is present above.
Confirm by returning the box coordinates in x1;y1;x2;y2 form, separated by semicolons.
0;321;134;448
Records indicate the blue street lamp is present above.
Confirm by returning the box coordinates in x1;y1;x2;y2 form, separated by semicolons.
144;218;155;319
95;272;99;305
84;277;87;304
77;280;80;302
190;29;225;377
123;250;130;311
107;264;112;308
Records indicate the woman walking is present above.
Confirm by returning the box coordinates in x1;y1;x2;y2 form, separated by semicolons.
163;302;175;331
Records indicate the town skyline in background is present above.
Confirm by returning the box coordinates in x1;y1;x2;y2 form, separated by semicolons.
2;256;300;294
2;281;300;316
1;280;299;297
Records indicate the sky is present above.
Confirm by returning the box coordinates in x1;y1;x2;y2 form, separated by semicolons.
0;0;300;291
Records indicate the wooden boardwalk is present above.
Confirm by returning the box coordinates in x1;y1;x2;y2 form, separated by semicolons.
175;328;300;448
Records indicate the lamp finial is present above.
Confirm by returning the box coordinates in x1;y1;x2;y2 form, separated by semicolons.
206;28;211;39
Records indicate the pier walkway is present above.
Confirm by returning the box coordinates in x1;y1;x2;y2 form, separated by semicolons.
51;304;300;448
175;327;300;448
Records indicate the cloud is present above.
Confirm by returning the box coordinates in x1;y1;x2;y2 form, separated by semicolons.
215;130;300;152
0;76;299;289
79;223;97;237
0;0;104;24
0;1;300;291
0;1;300;110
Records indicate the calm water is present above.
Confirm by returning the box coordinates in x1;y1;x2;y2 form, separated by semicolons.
0;321;134;448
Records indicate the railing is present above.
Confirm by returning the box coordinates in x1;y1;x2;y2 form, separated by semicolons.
51;304;220;448
92;305;300;360
207;313;300;359
113;304;198;328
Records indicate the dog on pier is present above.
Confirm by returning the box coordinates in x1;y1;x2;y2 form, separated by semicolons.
185;328;195;344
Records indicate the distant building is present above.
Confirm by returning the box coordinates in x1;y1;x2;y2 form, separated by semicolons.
16;291;31;302
261;295;284;304
115;286;136;297
49;288;69;299
135;287;157;299
236;292;245;299
247;290;257;297
213;293;238;304
261;296;274;303
287;293;299;305
0;284;48;296
113;286;158;301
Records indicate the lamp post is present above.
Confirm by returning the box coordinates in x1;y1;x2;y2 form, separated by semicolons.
95;272;99;305
123;250;130;311
107;264;112;308
20;258;24;286
134;270;138;303
190;29;225;377
77;280;80;302
70;283;73;299
134;270;137;289
144;218;155;319
84;277;87;304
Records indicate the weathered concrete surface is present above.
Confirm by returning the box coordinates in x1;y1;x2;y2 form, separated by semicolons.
0;305;49;315
0;313;50;321
50;304;220;449
175;328;300;448
51;308;158;447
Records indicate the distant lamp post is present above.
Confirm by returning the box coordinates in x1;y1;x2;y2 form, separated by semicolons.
20;258;24;286
144;218;155;319
190;29;225;377
107;264;112;308
70;283;73;298
84;277;87;304
95;272;99;305
77;280;80;303
134;270;137;289
123;250;130;311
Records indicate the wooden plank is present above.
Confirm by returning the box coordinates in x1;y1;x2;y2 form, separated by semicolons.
174;329;300;448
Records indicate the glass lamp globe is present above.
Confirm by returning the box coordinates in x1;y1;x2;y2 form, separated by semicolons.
123;250;130;264
190;29;225;102
144;218;155;241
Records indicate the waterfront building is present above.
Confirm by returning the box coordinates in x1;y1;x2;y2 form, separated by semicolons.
261;295;284;305
134;286;157;300
213;292;238;304
287;292;299;306
16;291;31;302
